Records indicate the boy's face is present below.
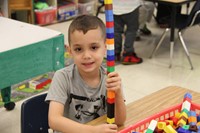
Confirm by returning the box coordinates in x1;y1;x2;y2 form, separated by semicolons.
69;27;106;74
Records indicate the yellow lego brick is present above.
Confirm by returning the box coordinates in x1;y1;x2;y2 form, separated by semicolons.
107;117;115;124
104;0;113;4
157;122;166;130
19;84;26;89
179;112;188;119
164;125;177;133
177;119;187;126
165;120;173;126
175;112;180;118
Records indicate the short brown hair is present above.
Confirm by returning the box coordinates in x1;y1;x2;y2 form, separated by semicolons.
68;15;106;44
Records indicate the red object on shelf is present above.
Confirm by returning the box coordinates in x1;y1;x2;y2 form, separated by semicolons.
35;8;56;25
118;102;200;133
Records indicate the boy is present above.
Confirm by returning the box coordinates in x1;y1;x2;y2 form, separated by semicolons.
45;15;126;133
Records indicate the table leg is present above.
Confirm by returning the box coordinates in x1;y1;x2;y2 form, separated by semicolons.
1;87;15;110
169;5;177;68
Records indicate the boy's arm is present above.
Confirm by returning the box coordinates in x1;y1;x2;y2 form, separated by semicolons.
48;101;118;133
114;89;127;126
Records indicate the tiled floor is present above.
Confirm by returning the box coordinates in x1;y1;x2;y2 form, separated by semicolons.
1;13;200;133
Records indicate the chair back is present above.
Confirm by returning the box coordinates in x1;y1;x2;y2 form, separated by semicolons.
187;0;200;26
21;93;49;133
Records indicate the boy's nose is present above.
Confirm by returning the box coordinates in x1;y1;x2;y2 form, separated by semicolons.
83;51;91;59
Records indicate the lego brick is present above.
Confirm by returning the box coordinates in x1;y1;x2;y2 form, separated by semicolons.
106;38;114;45
104;4;113;10
107;90;115;99
106;21;114;28
106;27;114;34
107;117;115;124
107;103;115;118
105;10;113;16
104;0;113;4
107;61;115;67
147;120;157;131
107;98;115;104
105;14;114;22
164;125;177;133
107;49;114;56
157;122;166;129
106;33;114;39
107;44;115;50
107;55;115;61
181;100;191;111
107;66;115;72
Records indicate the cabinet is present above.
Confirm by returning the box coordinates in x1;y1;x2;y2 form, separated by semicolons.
0;0;97;25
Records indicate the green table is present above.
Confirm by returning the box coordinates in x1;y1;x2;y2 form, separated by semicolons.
0;17;65;110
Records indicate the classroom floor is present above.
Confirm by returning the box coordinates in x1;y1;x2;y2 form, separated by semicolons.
1;13;200;133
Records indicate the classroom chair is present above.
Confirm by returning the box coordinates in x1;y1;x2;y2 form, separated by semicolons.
96;0;104;16
21;93;49;133
150;0;200;70
8;0;34;24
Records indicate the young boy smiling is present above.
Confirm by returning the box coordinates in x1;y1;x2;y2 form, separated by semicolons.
45;15;126;133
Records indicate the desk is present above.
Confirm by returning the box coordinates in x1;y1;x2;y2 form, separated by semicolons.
0;17;64;110
148;0;196;69
87;86;200;131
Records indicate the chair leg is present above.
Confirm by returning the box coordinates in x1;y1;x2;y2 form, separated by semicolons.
149;28;169;58
169;41;174;68
178;31;194;70
96;4;104;16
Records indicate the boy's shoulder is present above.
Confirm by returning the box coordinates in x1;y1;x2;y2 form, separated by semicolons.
55;64;75;75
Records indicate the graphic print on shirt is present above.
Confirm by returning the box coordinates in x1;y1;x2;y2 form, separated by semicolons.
69;93;106;121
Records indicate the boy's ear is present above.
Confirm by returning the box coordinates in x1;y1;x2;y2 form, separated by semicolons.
66;45;72;54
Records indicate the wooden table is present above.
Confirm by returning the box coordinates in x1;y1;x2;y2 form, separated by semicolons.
87;86;200;131
0;17;64;110
148;0;196;69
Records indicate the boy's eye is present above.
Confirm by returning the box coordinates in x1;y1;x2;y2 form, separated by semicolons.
91;46;98;50
74;47;82;52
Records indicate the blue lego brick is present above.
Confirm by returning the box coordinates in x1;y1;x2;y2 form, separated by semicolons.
107;55;115;61
197;115;200;122
184;93;192;99
189;111;196;117
105;14;114;22
106;33;114;39
106;27;114;34
107;49;114;56
105;10;113;16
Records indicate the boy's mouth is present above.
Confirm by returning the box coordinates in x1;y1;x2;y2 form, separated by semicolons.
82;62;94;66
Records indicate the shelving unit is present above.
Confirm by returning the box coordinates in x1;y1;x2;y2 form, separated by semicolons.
0;0;97;25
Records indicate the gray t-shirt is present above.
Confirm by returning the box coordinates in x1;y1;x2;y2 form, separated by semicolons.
45;64;107;127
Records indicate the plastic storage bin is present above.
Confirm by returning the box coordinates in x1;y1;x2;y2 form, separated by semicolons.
118;102;200;133
78;1;95;15
57;1;78;21
35;7;56;25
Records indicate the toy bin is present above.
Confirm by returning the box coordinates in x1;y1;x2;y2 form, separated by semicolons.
118;102;200;133
35;7;56;25
57;2;78;21
78;1;95;15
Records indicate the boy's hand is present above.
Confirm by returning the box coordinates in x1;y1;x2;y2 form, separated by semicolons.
106;72;122;93
94;124;118;133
